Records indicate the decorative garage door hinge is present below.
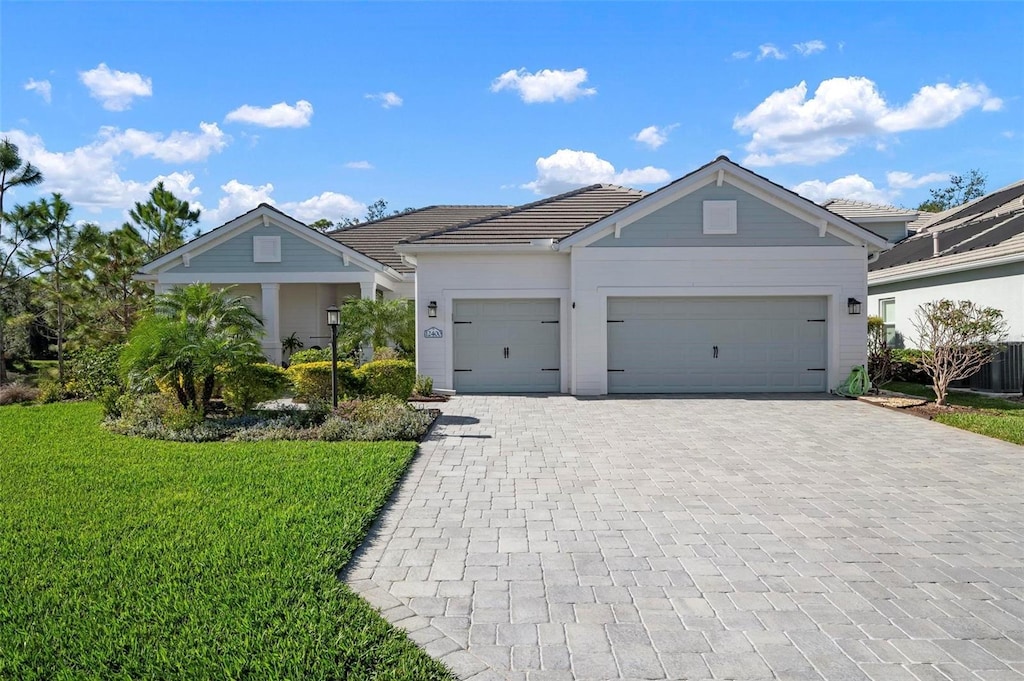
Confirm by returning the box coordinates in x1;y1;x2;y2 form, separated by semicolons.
806;318;826;322
607;320;625;323
806;368;827;371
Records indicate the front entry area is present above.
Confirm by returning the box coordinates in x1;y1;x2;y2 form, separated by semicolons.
607;296;828;393
452;299;560;393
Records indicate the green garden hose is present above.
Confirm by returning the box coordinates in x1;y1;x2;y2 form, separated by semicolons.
835;365;872;397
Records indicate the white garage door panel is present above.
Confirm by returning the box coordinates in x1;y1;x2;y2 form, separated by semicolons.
453;299;560;393
607;297;827;393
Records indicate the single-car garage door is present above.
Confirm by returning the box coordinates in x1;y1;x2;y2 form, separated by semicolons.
453;299;560;393
607;297;827;393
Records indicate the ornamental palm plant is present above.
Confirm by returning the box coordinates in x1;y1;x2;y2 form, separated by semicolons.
339;298;415;360
121;283;264;414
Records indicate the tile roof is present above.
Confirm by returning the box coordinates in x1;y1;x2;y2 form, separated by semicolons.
403;184;647;245
821;198;920;222
869;181;1024;279
328;205;509;271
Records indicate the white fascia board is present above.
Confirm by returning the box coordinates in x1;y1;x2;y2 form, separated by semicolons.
395;243;562;255
141;205;401;280
868;251;1024;286
150;271;378;285
557;158;890;252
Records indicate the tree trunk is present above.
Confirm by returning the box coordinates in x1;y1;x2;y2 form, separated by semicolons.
0;307;7;385
201;373;216;415
934;378;947;406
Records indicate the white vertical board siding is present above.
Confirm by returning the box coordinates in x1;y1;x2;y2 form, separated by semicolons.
869;264;1024;344
413;252;571;392
571;246;869;395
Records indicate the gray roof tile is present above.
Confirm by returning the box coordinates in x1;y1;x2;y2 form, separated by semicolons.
403;184;647;245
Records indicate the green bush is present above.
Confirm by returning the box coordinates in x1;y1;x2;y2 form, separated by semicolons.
319;395;435;441
371;346;401;361
414;374;433;396
892;348;930;383
354;359;416;399
36;381;68;404
218;362;289;412
68;344;124;398
286;361;361;402
0;383;39;406
287;348;332;365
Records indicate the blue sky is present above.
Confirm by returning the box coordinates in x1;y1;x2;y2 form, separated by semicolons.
2;2;1022;230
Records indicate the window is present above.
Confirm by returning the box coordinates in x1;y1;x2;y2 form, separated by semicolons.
879;298;896;345
702;200;737;234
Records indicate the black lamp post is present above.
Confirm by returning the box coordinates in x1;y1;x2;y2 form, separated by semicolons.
326;305;340;407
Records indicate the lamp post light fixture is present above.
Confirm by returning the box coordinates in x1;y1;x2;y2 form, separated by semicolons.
326;305;340;407
427;300;438;318
847;297;862;315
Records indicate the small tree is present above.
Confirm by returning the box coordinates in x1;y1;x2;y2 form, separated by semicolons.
340;298;415;360
911;299;1007;406
867;315;894;390
121;284;264;414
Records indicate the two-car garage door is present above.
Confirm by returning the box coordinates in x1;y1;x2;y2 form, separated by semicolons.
607;297;828;393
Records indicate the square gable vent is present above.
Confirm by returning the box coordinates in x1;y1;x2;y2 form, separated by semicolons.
253;235;281;263
703;200;737;235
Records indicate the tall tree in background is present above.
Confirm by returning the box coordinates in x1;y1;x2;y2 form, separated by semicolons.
0;139;44;384
917;170;987;213
126;181;201;258
21;194;81;382
334;199;413;228
65;223;150;346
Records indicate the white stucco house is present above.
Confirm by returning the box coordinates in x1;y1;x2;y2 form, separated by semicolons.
138;156;892;396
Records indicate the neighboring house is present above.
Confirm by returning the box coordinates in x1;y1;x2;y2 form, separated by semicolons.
867;180;1024;348
138;156;889;395
821;199;920;244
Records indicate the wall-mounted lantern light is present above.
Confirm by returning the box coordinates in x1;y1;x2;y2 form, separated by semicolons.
427;300;438;318
847;298;862;315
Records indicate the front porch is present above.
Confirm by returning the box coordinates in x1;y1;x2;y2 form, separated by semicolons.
155;274;412;365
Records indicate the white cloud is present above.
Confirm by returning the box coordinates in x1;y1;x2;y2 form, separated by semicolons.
96;122;228;163
522;149;669;195
632;124;678;150
225;100;313;128
793;40;826;56
734;77;1002;166
24;78;52;103
205;180;366;227
792;175;894;204
79;63;152;111
365;92;403;108
344;160;374;170
0;125;224;211
491;68;596;104
731;51;752;61
757;44;786;61
885;171;950;190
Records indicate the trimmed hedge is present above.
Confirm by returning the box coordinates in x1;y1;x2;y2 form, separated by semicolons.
219;363;289;412
892;348;930;384
286;361;361;402
287;348;332;366
355;359;416;400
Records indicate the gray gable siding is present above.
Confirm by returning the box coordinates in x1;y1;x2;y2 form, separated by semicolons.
590;183;847;247
167;224;368;274
867;221;910;244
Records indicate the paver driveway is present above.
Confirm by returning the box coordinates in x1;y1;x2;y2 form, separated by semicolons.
346;395;1024;680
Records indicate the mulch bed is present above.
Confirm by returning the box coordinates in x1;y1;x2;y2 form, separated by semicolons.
858;390;989;420
409;394;449;403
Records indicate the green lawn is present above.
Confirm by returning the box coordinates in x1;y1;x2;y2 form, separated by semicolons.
886;381;1024;445
0;402;454;680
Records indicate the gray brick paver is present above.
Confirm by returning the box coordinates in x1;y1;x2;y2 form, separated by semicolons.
345;395;1023;679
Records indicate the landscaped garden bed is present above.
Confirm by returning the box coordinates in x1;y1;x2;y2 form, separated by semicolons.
0;402;454;679
862;381;1024;445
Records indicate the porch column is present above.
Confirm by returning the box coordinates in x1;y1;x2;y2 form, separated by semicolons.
155;282;172;295
261;283;282;365
360;281;376;300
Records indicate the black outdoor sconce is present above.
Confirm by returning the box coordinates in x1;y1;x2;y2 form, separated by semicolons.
847;298;862;315
427;300;438;318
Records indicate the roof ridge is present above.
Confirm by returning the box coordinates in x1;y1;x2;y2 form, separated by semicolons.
399;184;637;245
326;204;512;235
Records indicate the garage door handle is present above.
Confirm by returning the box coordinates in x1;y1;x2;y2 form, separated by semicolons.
713;345;719;359
504;346;509;359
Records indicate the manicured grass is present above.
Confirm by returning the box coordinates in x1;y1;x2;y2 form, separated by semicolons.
886;381;1024;445
0;402;454;680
